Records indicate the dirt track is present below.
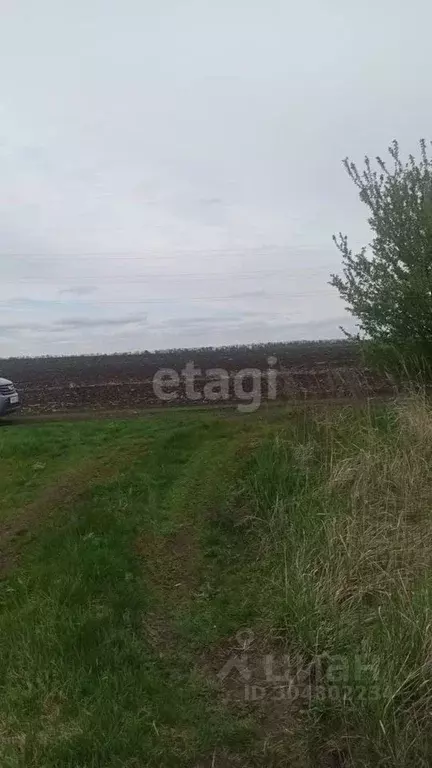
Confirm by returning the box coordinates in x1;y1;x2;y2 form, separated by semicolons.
1;395;399;427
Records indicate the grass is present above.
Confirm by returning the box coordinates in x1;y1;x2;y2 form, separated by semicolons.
0;402;432;766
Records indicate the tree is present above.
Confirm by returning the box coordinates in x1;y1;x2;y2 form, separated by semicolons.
330;139;432;353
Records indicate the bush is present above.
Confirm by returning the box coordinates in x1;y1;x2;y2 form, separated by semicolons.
331;139;432;368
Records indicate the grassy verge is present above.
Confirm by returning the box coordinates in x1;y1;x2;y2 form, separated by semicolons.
0;402;431;766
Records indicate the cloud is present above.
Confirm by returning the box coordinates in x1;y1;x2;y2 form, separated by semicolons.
59;285;97;296
0;314;147;337
4;0;425;355
0;322;35;333
200;197;223;205
227;289;267;299
151;312;265;331
56;314;147;330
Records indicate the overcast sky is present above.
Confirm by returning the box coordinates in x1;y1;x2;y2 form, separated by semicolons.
1;0;431;356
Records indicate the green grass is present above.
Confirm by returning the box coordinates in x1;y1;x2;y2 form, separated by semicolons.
1;403;432;766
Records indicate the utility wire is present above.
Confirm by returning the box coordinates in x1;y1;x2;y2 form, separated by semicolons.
0;289;336;305
0;244;333;259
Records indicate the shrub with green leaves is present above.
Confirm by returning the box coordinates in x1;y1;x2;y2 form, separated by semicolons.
331;139;432;366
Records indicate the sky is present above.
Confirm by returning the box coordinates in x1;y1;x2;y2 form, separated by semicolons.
1;0;431;356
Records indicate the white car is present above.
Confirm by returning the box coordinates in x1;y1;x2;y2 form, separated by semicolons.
0;377;20;417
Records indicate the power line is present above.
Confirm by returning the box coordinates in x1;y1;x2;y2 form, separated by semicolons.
1;270;335;283
0;244;333;259
0;289;336;305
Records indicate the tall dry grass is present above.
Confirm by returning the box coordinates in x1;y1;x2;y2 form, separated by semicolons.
240;397;432;766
